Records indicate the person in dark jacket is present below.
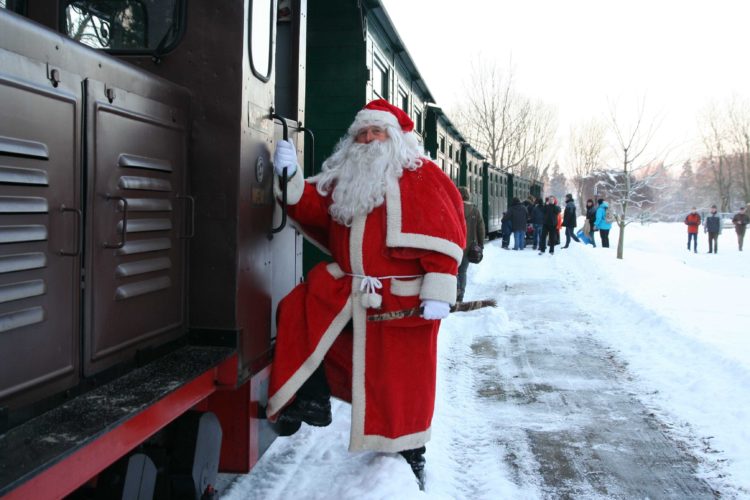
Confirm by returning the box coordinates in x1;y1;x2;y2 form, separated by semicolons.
531;198;545;250
732;206;749;251
684;207;701;253
523;196;535;220
509;197;528;250
585;199;597;247
538;196;561;255
704;204;722;253
562;193;581;248
457;187;485;302
501;211;511;249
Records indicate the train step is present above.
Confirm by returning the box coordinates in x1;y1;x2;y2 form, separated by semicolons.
0;345;234;496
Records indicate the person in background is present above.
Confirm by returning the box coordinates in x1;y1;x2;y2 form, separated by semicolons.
585;199;597;247
509;197;528;251
562;193;581;248
531;198;545;250
501;211;512;250
732;206;749;251
704;204;722;254
524;195;535;221
594;198;612;248
457;187;485;302
539;196;561;255
684;207;701;253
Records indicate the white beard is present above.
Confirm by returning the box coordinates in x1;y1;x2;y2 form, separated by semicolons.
311;126;424;226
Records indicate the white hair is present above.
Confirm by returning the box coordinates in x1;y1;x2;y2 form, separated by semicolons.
310;123;425;226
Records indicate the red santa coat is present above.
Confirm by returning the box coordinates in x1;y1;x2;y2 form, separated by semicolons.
267;160;465;452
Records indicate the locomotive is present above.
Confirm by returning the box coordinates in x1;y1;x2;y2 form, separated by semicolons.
0;1;542;497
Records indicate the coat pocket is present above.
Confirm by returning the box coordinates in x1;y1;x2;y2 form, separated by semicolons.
390;276;423;297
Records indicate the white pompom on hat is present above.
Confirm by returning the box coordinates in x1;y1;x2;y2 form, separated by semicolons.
347;99;415;136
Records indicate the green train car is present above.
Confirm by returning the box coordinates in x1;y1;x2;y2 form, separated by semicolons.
305;0;542;243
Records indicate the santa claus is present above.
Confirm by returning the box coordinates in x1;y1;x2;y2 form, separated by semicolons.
268;99;465;488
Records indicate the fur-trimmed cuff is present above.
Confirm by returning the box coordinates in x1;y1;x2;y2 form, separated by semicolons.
274;171;304;205
419;272;457;305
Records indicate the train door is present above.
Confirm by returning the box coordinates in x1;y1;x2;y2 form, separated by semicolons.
0;35;81;409
82;77;189;375
270;0;305;339
1;5;192;402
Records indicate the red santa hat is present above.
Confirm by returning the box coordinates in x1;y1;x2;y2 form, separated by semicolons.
347;99;415;136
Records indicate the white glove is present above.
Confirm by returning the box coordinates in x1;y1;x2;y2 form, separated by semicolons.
273;139;298;177
421;300;451;320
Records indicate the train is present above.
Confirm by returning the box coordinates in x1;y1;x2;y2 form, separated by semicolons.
0;1;542;498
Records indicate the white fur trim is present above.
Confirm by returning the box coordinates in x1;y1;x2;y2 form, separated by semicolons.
349;215;368;450
354;427;432;453
266;298;353;416
390;276;423;296
326;262;345;279
420;272;458;305
385;179;464;264
347;109;400;136
273;171;304;205
347;213;435;452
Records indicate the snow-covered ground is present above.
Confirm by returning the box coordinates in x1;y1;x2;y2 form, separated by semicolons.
222;222;749;499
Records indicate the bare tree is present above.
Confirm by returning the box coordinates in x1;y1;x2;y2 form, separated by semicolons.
601;97;663;259
699;104;733;211
568;118;607;213
454;57;557;181
725;96;750;205
518;100;558;181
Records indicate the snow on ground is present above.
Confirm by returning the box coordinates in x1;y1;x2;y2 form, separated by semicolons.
222;222;749;499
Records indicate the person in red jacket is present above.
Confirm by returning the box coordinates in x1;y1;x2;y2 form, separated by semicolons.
684;207;701;253
269;100;465;489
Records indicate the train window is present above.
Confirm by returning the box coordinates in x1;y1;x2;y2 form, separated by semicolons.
1;0;26;13
250;0;274;81
414;109;423;134
398;87;409;113
62;0;185;53
372;56;389;99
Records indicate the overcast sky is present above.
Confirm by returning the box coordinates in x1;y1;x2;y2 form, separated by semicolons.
380;0;750;168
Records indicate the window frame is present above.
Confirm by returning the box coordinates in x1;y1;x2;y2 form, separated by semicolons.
398;86;409;114
59;0;187;55
414;108;423;134
372;54;389;100
249;0;276;83
1;0;27;14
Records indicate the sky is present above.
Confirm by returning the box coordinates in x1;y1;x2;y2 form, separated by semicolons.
222;222;749;498
380;0;750;169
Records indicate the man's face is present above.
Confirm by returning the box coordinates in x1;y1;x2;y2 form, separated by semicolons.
711;208;717;214
354;125;389;144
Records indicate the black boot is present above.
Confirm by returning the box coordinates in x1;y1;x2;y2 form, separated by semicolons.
400;446;426;491
277;364;333;430
278;397;332;427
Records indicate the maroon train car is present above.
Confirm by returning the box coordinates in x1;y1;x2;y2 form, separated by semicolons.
0;1;306;497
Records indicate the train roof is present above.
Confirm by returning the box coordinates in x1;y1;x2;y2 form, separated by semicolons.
462;142;485;160
362;0;436;104
425;103;466;142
